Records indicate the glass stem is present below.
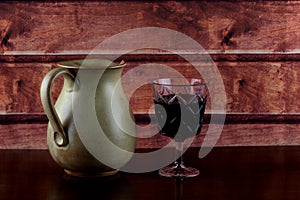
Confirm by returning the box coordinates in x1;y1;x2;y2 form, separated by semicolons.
175;141;184;167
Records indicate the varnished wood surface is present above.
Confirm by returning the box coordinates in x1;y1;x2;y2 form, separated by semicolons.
1;1;300;53
0;59;300;148
1;147;300;200
1;121;300;149
0;0;300;149
1;60;300;114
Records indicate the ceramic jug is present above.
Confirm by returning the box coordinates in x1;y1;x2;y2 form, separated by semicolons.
40;59;136;177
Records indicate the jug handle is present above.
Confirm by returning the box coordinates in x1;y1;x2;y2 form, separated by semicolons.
40;68;75;147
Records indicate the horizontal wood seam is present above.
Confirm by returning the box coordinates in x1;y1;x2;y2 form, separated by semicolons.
1;113;300;124
1;53;300;62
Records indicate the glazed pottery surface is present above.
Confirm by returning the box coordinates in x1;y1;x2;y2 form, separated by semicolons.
41;59;136;177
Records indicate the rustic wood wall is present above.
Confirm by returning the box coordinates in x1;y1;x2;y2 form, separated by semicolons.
1;0;300;149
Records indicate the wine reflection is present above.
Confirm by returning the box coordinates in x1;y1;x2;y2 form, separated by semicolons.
47;173;134;200
175;178;183;200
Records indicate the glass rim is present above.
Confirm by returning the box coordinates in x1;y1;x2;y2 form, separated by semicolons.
152;78;208;87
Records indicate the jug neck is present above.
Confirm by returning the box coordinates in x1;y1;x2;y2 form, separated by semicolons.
57;59;126;81
57;59;125;71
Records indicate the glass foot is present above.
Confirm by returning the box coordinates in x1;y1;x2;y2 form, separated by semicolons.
159;164;199;178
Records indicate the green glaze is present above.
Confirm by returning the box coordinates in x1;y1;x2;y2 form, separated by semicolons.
40;59;136;177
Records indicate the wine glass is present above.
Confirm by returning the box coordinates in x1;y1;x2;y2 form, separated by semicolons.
152;78;207;178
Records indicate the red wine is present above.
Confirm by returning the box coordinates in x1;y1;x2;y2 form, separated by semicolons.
154;94;206;141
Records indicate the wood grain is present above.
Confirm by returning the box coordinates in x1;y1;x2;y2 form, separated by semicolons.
0;123;47;149
0;62;57;113
0;0;299;149
137;123;300;148
1;122;299;149
121;61;300;114
1;60;300;114
0;1;299;53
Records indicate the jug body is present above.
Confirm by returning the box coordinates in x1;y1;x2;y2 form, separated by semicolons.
41;59;136;177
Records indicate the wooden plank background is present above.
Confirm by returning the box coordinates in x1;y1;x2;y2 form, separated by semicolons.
1;1;300;52
0;0;300;149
